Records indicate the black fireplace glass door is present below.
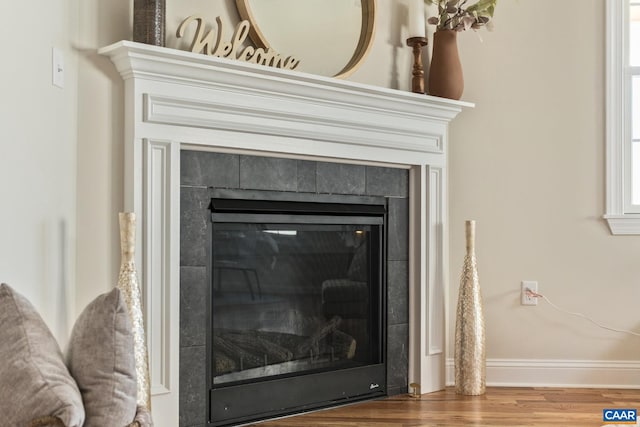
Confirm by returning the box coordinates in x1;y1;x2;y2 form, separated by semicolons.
211;221;382;386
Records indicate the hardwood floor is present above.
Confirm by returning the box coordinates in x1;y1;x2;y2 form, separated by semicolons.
249;387;640;427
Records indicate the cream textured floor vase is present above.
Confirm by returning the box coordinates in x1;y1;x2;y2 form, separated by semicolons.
118;212;151;409
454;220;486;395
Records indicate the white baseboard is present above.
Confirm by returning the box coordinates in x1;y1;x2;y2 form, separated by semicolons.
445;358;640;389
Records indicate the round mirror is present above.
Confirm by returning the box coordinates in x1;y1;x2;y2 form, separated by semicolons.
236;0;376;78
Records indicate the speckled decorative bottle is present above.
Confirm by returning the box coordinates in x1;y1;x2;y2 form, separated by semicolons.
454;220;486;395
133;0;166;46
118;212;152;409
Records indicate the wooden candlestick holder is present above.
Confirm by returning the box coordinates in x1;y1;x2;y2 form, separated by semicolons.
406;36;428;94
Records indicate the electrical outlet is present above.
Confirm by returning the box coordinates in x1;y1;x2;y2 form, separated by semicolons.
521;281;538;306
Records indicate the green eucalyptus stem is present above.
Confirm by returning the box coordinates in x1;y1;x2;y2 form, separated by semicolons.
425;0;497;31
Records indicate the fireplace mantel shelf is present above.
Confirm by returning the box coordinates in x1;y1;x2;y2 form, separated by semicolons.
100;40;473;426
100;41;471;117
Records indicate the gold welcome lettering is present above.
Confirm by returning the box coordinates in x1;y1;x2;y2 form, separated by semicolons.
176;16;300;71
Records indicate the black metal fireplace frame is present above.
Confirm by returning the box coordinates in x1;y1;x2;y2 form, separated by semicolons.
207;190;387;426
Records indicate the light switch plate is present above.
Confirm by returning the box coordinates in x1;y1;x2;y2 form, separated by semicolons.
52;47;64;88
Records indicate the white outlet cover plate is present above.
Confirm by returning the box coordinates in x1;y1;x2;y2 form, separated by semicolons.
521;280;538;305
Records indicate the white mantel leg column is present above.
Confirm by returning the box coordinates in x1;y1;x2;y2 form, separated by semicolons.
131;137;181;425
409;163;447;394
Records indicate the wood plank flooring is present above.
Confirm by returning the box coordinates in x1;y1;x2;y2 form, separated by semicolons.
248;387;640;426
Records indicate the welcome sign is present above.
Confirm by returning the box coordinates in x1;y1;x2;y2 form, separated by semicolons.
176;16;300;70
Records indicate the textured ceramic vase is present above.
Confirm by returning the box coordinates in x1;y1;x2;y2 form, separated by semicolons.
428;29;464;100
118;212;152;409
454;220;486;395
133;0;166;46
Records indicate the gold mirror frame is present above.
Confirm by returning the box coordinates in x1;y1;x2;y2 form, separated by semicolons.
235;0;376;79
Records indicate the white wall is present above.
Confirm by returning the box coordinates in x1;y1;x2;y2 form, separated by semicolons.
0;0;79;343
74;0;131;312
2;0;637;381
450;0;640;365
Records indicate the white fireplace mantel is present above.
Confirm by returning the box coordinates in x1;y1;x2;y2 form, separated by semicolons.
100;40;472;426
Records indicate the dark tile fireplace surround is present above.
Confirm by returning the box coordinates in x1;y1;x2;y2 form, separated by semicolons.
179;150;409;427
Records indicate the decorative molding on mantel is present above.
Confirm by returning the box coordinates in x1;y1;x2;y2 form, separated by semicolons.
100;40;473;426
143;93;444;154
100;41;472;160
99;40;471;120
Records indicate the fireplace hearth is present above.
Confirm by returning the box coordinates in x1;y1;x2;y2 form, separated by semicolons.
180;151;408;427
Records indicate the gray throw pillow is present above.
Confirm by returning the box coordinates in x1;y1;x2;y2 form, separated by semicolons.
0;283;85;427
67;287;137;426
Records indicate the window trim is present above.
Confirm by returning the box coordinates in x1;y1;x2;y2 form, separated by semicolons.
605;0;640;234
